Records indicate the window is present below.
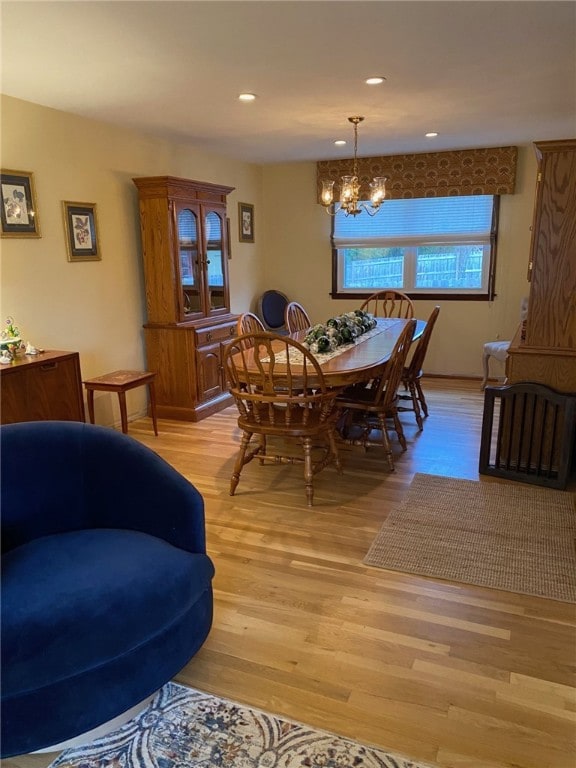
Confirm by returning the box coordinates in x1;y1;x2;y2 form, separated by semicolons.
331;195;499;300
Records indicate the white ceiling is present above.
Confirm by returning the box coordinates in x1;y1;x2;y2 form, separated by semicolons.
2;1;575;164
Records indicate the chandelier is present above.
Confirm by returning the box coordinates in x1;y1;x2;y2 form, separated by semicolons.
320;116;388;217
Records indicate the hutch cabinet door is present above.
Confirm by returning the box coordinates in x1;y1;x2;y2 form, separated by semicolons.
196;342;225;402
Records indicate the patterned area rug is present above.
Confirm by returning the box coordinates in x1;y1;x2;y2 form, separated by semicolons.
48;682;437;768
364;473;576;602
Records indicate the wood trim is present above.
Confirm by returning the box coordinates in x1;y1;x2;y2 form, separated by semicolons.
133;176;235;202
534;138;576;155
330;291;492;301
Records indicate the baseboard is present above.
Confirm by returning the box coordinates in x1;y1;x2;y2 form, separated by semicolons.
423;373;504;383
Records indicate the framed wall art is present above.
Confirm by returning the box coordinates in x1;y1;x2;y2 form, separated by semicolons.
238;202;254;243
1;169;41;237
62;201;101;261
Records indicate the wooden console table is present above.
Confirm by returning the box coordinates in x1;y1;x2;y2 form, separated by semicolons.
0;350;85;424
83;370;158;436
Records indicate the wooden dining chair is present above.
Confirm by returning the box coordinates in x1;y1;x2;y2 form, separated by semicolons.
360;290;415;319
336;319;417;471
236;312;265;349
285;301;312;334
398;305;440;429
223;332;342;506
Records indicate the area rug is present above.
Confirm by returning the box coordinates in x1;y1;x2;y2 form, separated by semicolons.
48;682;437;768
364;473;576;602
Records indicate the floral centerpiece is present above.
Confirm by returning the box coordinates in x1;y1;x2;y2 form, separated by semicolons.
0;316;23;359
303;310;377;354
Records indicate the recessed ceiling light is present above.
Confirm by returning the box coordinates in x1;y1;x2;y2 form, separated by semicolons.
238;93;257;102
334;140;347;146
425;132;438;138
365;76;386;85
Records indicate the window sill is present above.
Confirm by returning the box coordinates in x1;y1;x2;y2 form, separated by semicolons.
330;291;492;301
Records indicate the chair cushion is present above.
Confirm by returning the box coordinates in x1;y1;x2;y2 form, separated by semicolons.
1;529;214;696
483;340;511;361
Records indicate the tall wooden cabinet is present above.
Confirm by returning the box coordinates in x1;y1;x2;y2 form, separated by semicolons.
133;176;237;421
507;139;576;392
480;140;576;487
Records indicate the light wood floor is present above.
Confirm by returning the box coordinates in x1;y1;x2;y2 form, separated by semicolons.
5;379;576;768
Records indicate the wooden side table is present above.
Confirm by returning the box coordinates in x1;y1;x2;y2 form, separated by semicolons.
83;370;158;436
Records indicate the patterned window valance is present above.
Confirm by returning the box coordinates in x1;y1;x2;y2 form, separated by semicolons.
316;145;517;201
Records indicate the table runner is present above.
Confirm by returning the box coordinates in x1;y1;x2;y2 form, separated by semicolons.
262;321;394;365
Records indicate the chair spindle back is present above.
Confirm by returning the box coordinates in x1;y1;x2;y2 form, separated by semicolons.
236;312;265;349
372;319;417;407
360;290;415;319
285;302;312;334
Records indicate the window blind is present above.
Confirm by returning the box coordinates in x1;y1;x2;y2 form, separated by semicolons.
333;195;494;247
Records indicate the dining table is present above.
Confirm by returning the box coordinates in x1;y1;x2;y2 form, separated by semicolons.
231;317;426;389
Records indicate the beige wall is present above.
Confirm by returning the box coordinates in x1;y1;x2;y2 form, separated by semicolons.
1;94;537;426
262;148;536;377
1;96;264;425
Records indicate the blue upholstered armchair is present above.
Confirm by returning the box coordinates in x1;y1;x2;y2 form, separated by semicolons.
1;421;215;757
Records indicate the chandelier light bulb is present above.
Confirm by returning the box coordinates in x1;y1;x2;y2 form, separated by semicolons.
369;177;387;206
320;180;335;206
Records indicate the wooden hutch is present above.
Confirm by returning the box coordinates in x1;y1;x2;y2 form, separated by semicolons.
506;139;576;391
133;176;237;421
480;139;576;488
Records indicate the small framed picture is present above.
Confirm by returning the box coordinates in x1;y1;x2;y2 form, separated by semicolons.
1;169;41;237
238;202;254;243
62;201;101;261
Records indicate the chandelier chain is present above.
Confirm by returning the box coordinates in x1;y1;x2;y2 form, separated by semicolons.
353;120;359;179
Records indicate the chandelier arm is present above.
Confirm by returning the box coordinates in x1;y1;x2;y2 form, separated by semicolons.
360;203;379;217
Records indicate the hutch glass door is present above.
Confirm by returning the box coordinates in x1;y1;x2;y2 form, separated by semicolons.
204;211;226;312
177;207;201;316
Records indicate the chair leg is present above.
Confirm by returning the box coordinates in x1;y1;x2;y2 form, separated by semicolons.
327;428;343;474
481;351;490;390
302;437;315;506
415;379;429;417
258;434;267;464
336;407;354;440
377;415;395;471
230;431;252;496
408;381;424;430
391;412;407;451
